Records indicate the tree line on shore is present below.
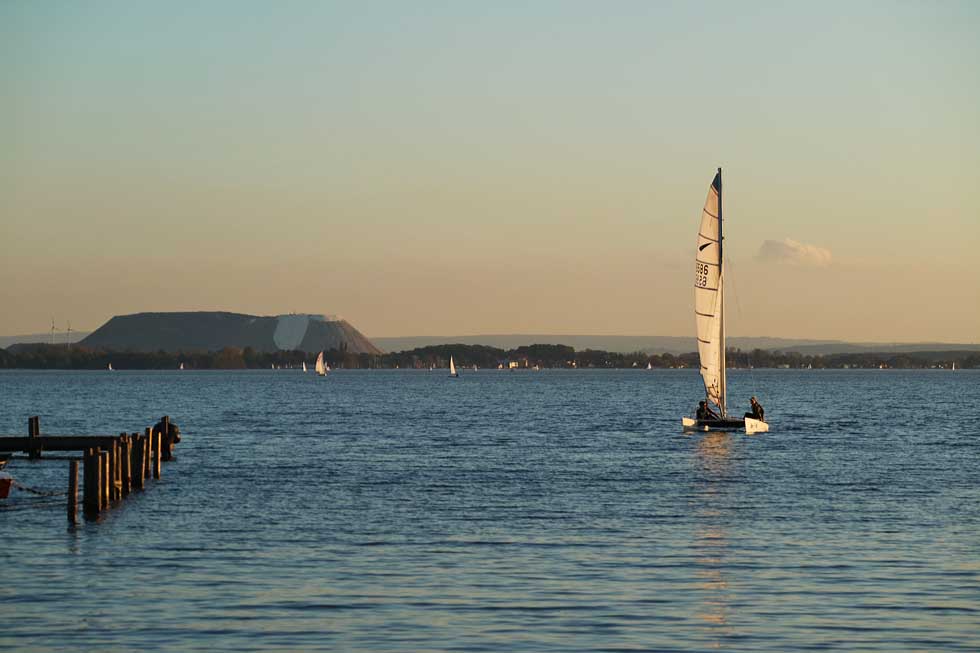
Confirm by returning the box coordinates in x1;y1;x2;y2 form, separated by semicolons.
1;343;976;370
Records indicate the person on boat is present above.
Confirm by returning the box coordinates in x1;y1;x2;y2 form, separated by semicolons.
696;401;719;421
744;396;765;422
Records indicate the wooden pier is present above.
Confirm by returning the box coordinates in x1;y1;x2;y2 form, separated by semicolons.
0;416;179;524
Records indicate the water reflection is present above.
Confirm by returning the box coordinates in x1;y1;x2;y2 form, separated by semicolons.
692;433;736;644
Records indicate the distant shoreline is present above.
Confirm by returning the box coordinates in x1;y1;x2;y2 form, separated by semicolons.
1;343;975;371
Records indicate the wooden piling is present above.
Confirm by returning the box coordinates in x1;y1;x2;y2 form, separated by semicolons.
83;448;99;517
120;436;131;496
108;441;116;502
132;435;144;491
112;439;122;500
99;450;109;510
28;415;40;459
130;435;138;491
143;428;152;480
152;431;161;479
68;459;78;524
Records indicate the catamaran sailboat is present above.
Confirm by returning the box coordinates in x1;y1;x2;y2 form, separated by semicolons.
314;351;327;376
681;169;768;435
449;356;459;378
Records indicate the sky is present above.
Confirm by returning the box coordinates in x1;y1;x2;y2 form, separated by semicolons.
2;1;978;342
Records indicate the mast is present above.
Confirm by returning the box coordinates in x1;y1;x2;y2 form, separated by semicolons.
717;167;727;417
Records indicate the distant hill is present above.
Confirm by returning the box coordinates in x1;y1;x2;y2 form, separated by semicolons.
370;334;978;356
0;332;90;349
79;311;381;354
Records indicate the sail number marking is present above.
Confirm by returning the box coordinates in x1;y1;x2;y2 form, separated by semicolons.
695;262;709;288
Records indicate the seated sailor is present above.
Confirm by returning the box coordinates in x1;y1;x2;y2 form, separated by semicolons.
696;400;719;421
744;396;765;422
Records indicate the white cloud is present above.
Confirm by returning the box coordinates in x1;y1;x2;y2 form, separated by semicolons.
756;238;832;267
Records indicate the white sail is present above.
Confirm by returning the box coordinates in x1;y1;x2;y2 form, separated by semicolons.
449;356;457;376
107;363;113;371
179;363;184;370
694;170;725;414
314;351;326;376
302;361;307;373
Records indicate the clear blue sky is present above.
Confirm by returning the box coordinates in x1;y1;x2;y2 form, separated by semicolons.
2;1;978;340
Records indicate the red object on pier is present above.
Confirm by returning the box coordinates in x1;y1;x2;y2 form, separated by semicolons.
0;472;12;499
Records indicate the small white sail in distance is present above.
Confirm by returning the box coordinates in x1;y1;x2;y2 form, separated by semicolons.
449;356;458;377
314;351;326;376
302;361;307;373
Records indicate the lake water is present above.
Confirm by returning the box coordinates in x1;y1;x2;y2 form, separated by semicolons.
2;369;978;651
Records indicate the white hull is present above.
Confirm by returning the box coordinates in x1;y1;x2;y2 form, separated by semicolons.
681;416;768;435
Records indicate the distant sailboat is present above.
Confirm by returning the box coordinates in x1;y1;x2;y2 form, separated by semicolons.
680;169;768;435
302;361;307;373
179;362;184;370
107;363;113;371
646;361;652;370
952;361;956;371
449;356;459;378
314;351;327;376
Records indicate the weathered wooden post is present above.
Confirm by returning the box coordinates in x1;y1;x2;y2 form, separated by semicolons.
68;459;78;525
130;435;139;491
108;440;117;502
113;438;122;500
99;450;109;510
132;434;144;491
121;436;131;496
83;448;99;517
28;415;40;460
152;431;161;479
142;428;150;480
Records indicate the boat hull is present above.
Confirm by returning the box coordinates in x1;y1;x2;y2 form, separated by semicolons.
682;416;768;434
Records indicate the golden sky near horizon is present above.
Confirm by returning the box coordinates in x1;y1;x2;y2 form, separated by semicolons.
2;2;978;341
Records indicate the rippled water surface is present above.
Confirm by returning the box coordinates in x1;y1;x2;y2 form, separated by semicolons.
2;369;978;651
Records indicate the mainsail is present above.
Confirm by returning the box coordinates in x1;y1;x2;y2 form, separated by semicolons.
694;169;726;415
314;351;326;376
449;356;457;376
